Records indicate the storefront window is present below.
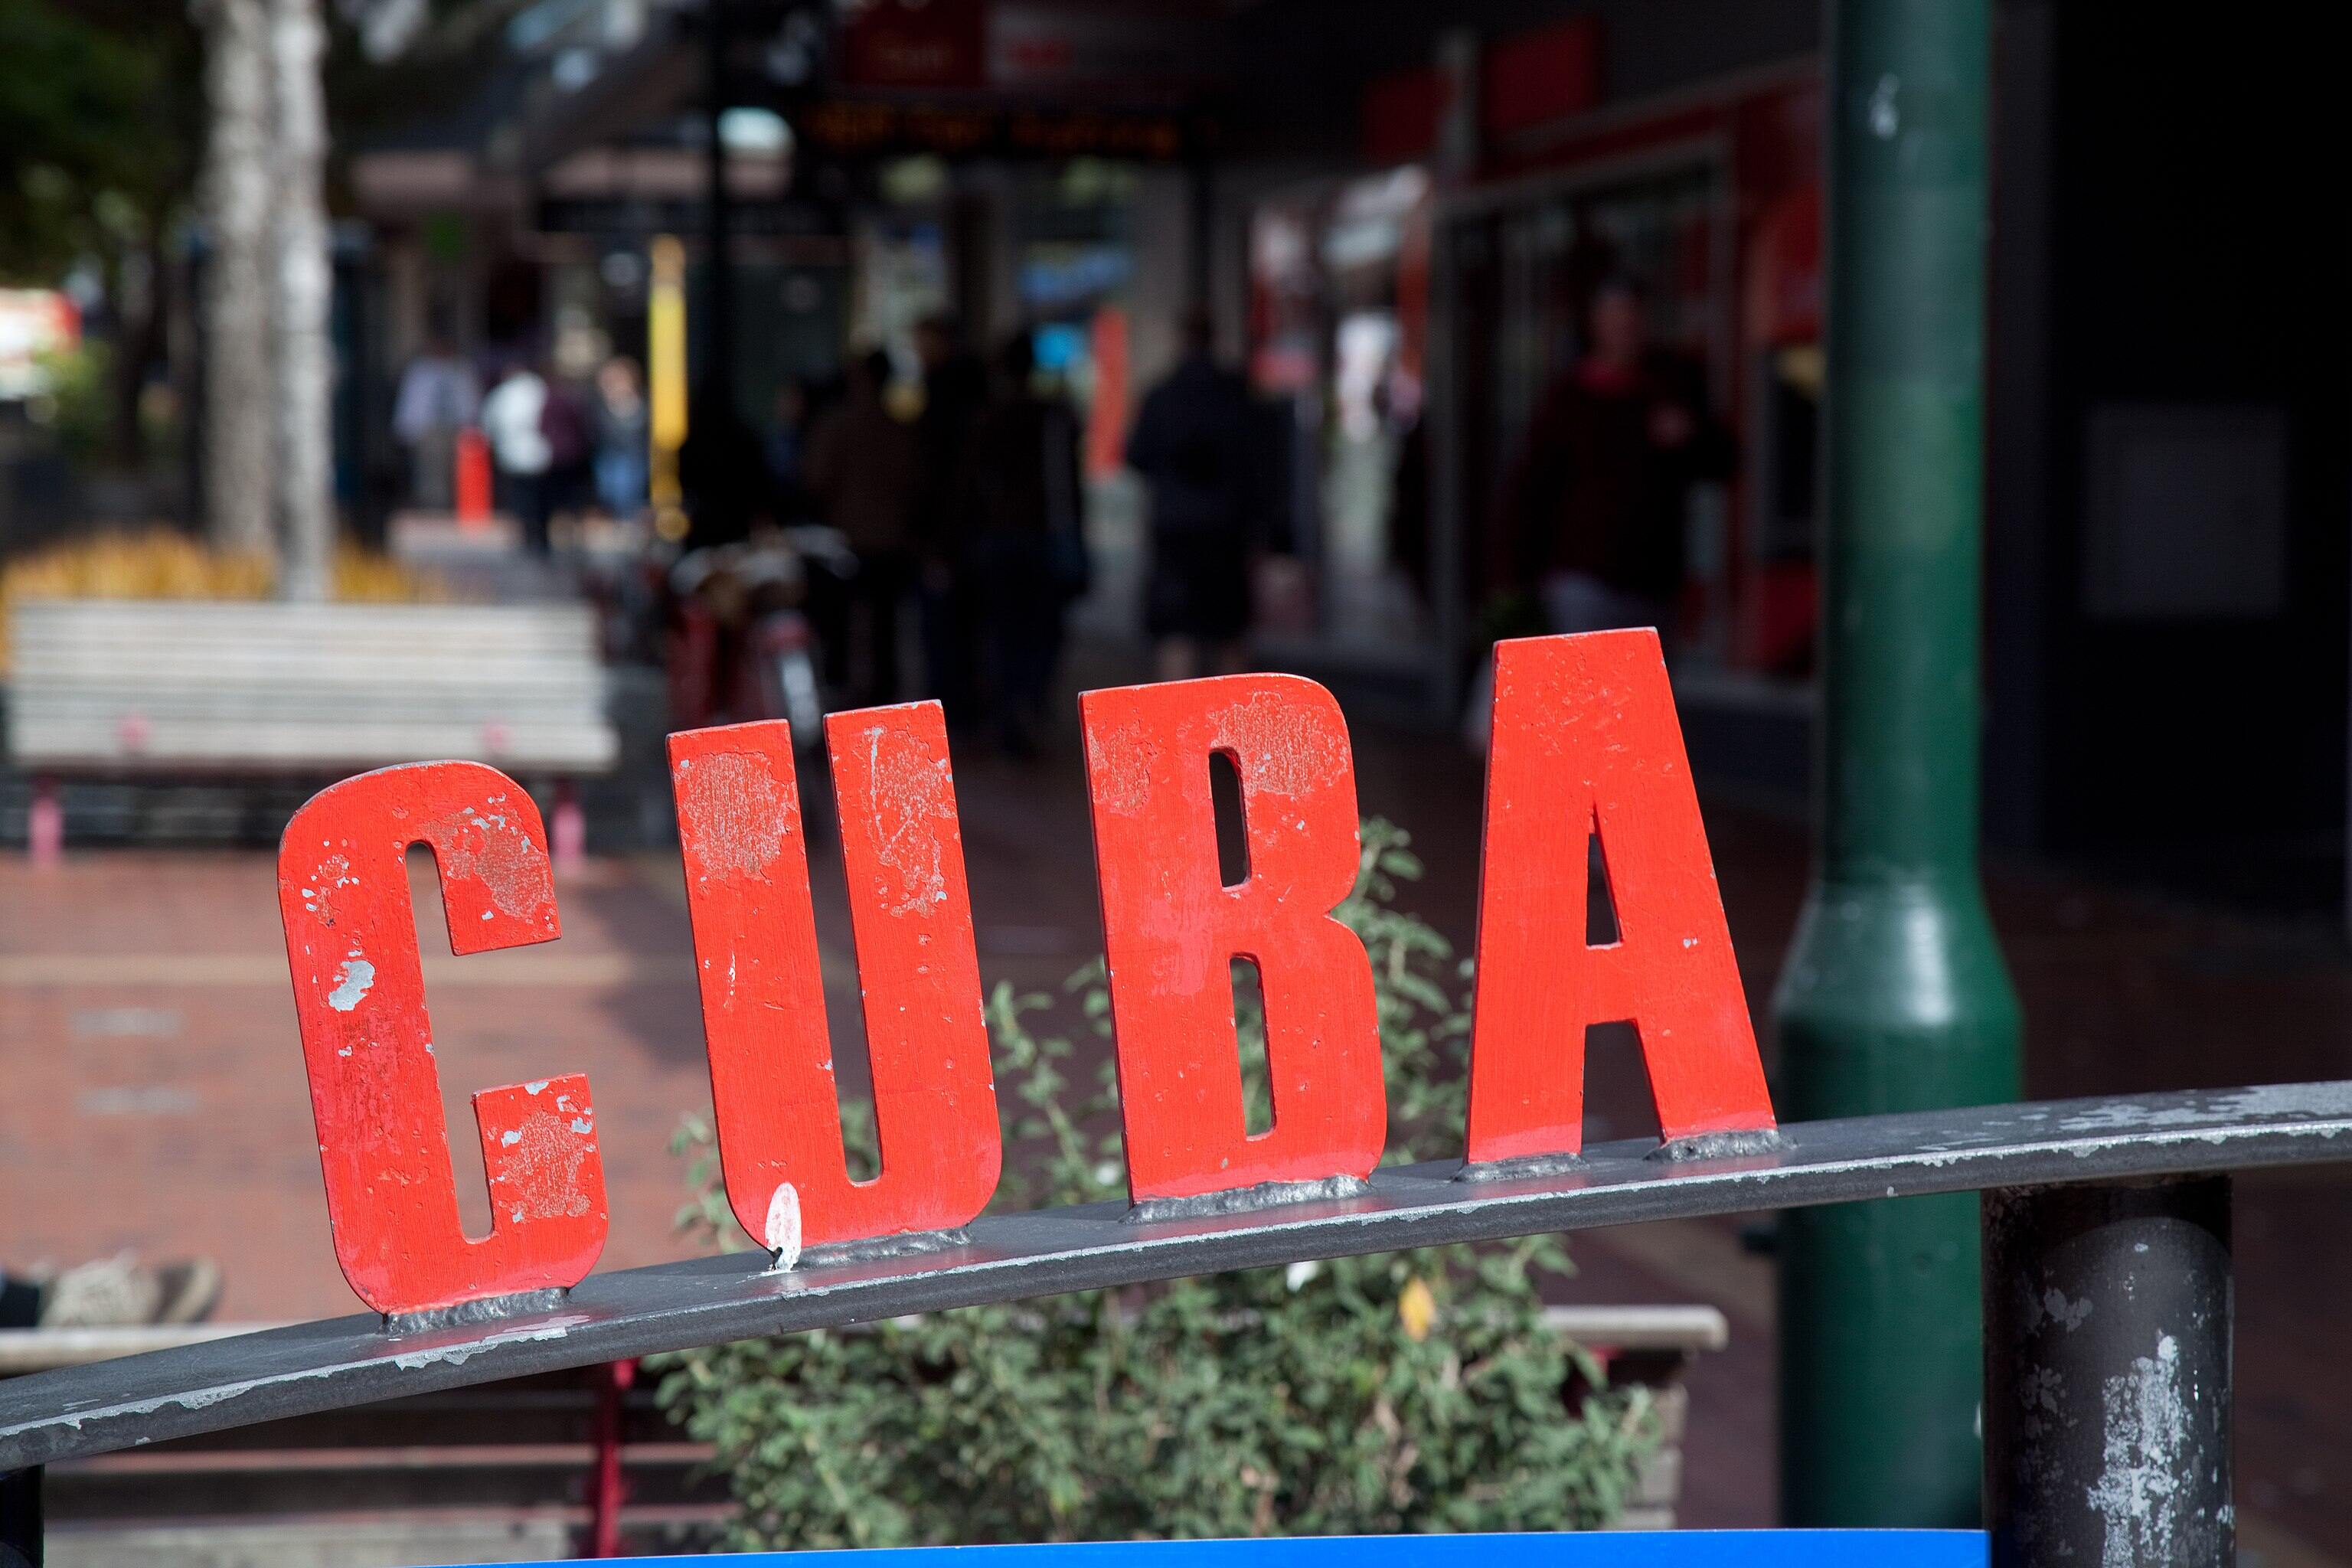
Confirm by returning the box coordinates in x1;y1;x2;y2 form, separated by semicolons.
1440;161;1732;665
1247;166;1435;664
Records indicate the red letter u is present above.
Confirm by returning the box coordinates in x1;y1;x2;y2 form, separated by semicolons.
671;704;998;1253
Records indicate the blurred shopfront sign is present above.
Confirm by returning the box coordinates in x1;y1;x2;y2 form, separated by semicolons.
838;0;1220;100
838;0;988;91
796;98;1200;161
986;2;1214;96
1361;17;1602;168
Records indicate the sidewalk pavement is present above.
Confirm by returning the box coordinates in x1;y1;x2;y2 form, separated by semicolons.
2;715;2347;1548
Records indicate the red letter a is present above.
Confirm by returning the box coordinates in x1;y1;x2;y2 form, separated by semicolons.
1467;631;1775;1164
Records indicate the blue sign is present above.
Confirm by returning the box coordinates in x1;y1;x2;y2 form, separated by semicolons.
506;1532;1987;1568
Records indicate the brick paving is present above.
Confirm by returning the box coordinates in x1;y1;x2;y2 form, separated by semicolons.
4;705;2350;1550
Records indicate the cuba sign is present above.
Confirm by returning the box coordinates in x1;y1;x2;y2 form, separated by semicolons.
276;629;1777;1319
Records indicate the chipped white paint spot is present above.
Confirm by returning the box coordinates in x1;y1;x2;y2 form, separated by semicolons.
1209;690;1344;800
501;1129;522;1147
2057;1083;2340;1135
2086;1333;2188;1566
1090;720;1162;816
304;854;360;924
764;1181;803;1273
425;802;553;920
325;957;377;1012
2043;1287;2093;1331
866;727;953;916
677;750;792;880
498;1109;596;1221
525;1080;549;1095
390;1320;575;1372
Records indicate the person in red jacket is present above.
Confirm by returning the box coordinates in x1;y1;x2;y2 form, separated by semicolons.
1495;277;1734;638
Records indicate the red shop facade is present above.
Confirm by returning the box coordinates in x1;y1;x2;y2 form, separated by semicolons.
1243;21;1827;721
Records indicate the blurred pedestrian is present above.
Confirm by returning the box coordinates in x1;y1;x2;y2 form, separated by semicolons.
1125;307;1259;681
480;357;554;555
592;356;649;521
913;313;988;531
765;379;810;512
912;312;989;723
676;376;772;553
390;331;478;511
959;332;1088;756
540;371;596;538
806;349;920;705
1494;276;1733;638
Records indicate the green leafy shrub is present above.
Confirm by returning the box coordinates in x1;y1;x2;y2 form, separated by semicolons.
656;820;1660;1549
28;341;109;464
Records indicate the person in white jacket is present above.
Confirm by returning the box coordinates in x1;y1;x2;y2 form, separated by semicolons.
390;335;479;510
479;359;553;554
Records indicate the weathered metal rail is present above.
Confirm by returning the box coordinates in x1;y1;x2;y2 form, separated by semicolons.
2;1078;2347;1562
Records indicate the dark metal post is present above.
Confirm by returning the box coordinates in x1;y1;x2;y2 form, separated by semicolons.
1983;1179;2233;1566
702;0;736;415
0;1467;41;1567
1773;0;2024;1525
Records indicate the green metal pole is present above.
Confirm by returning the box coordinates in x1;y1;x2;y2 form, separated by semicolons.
1772;0;2023;1527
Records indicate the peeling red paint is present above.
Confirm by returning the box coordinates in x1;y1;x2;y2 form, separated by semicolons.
675;748;794;882
276;762;606;1316
485;1097;600;1224
421;795;557;925
1080;674;1384;1203
256;656;1773;1295
669;705;998;1251
1207;688;1348;799
1089;720;1164;818
861;721;953;916
1466;631;1776;1162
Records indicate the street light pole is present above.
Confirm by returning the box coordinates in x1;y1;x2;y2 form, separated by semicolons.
703;0;735;416
1773;0;2023;1527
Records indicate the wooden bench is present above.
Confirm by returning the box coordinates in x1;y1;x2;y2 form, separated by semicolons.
5;599;617;868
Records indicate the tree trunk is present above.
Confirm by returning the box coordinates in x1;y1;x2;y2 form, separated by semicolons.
197;0;276;560
268;0;335;601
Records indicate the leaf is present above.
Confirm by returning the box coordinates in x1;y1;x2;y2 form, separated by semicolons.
1397;1276;1438;1342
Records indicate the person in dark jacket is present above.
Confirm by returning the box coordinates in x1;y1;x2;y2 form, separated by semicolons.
959;332;1087;756
1125;308;1259;681
592;356;650;520
1494;277;1734;636
807;350;922;705
676;377;773;552
913;312;991;723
